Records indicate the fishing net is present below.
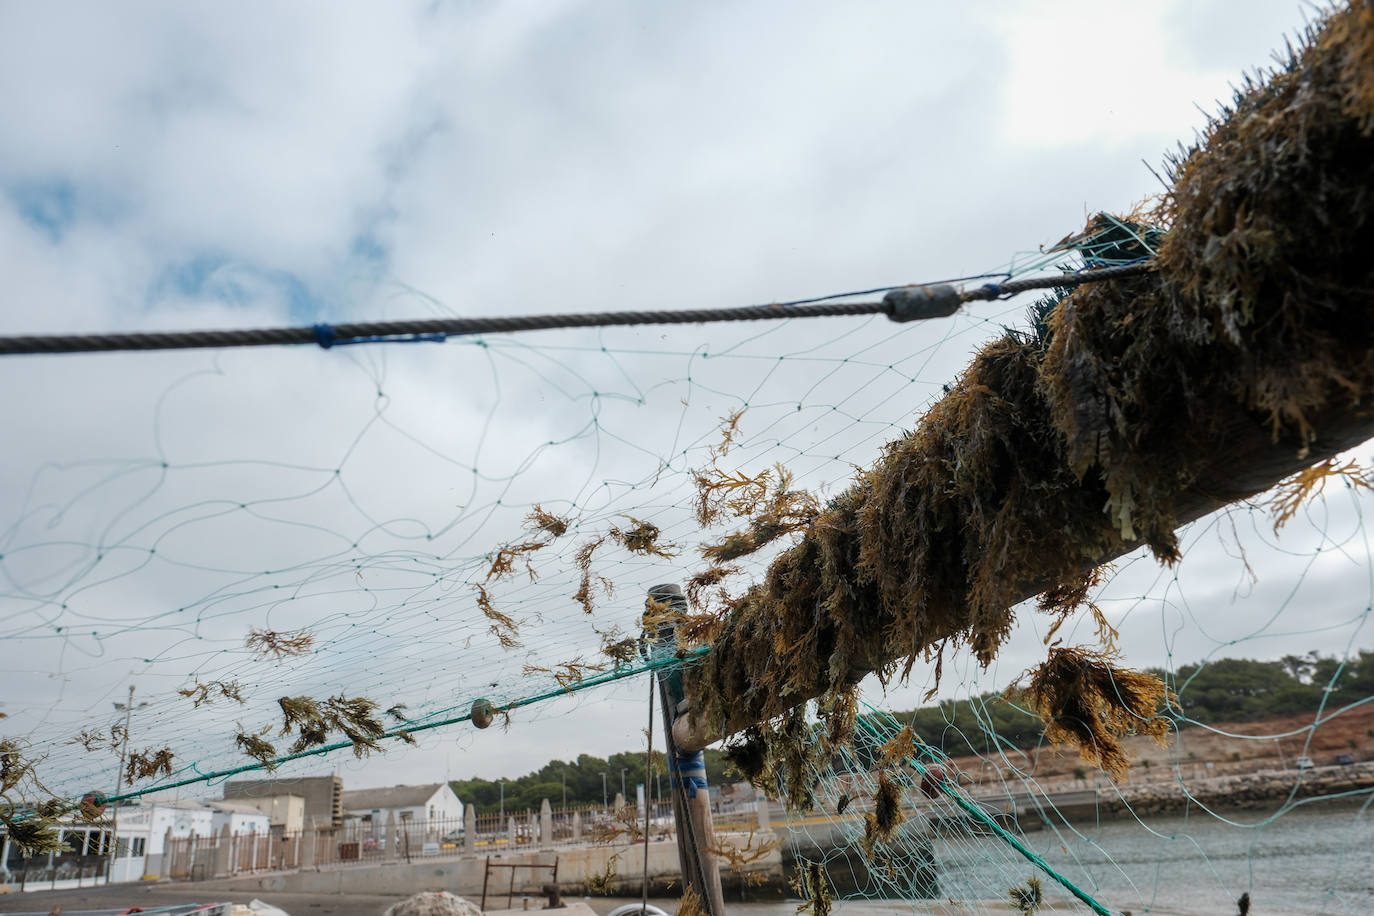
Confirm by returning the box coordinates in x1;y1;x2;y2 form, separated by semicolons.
2;3;1374;913
767;483;1374;912
0;253;1049;804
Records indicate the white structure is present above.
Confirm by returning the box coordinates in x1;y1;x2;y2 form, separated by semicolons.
341;783;462;828
2;819;118;887
206;800;271;837
129;799;215;879
225;793;305;835
107;801;155;882
0;798;223;886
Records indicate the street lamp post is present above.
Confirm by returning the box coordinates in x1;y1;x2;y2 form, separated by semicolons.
620;767;628;802
107;686;148;882
498;779;505;818
561;770;567;808
600;772;607;809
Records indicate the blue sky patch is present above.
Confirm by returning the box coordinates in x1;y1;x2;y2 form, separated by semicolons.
350;231;389;270
7;179;78;244
150;254;330;322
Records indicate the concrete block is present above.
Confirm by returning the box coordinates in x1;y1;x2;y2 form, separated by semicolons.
212;825;233;878
301;818;316;869
384;811;398;865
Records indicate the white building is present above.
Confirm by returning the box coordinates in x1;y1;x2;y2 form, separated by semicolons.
206;800;272;837
114;798;215;880
1;817;118;886
0;798;227;886
341;783;462;829
223;793;305;835
106;801;155;882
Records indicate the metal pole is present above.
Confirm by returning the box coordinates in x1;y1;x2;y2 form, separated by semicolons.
645;583;725;916
642;681;655;915
601;773;607;809
106;685;136;883
498;781;504;819
645;590;699;899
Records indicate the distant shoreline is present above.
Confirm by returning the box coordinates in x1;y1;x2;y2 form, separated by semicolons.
965;761;1374;830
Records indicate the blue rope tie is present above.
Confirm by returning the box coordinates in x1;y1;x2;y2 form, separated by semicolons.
312;324;447;349
334;332;449;347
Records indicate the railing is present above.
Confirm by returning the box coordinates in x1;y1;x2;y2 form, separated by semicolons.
710;809;759;833
4;853;109;891
150;796;769;881
231;832;302;872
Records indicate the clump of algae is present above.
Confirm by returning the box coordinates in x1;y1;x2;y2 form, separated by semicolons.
1020;647;1170;778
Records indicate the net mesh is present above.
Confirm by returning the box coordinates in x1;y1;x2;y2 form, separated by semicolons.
761;439;1374;913
5;8;1374;903
3;225;1372;911
0;247;1053;802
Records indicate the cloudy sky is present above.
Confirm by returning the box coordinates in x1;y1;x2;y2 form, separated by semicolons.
3;1;1367;805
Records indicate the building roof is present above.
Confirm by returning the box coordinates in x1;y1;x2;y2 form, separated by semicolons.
206;800;270;815
223;775;340;799
154;798;215;811
341;783;448;811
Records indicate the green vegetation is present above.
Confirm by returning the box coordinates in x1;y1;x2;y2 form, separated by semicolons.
451;748;740;812
452;652;1374;807
1165;652;1374;723
873;651;1374;760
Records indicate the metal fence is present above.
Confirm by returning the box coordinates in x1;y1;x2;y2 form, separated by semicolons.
4;853;109;891
153;797;766;881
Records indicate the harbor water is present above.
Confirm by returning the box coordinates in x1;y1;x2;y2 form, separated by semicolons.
932;798;1374;914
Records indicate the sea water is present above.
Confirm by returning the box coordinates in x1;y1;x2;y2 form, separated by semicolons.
932;799;1374;914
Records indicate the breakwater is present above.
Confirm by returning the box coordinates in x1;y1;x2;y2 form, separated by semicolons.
1097;761;1374;818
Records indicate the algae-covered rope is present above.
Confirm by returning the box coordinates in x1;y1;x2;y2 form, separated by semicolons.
0;263;1153;356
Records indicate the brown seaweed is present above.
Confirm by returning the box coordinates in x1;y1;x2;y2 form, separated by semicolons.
1019;647;1170;778
685;2;1374;784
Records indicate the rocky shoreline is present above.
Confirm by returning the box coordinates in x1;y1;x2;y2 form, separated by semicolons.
1094;761;1374;819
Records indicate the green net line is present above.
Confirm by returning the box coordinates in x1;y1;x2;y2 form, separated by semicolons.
854;705;1117;916
55;647;711;811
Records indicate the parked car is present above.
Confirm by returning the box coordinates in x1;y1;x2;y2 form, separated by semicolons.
1334;753;1356;766
1295;756;1315;770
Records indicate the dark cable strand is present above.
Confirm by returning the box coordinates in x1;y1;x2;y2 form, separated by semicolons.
0;262;1153;356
